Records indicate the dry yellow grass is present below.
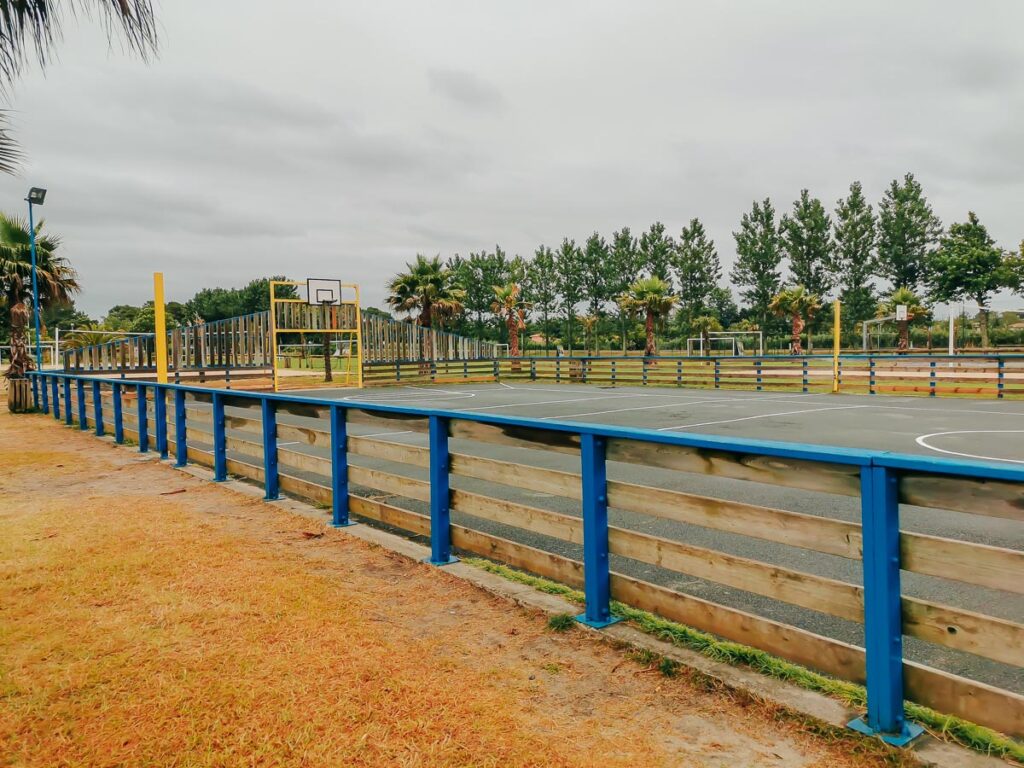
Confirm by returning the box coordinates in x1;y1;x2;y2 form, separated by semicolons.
0;406;911;767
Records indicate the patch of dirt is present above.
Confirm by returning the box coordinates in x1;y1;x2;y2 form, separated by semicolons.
0;406;910;767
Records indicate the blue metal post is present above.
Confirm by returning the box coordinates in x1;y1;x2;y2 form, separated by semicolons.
92;380;104;436
262;398;279;500
425;415;457;565
51;376;60;419
714;357;720;389
869;357;876;395
848;466;923;746
31;375;39;409
212;391;226;481
136;384;149;452
997;358;1005;399
330;404;354;526
929;361;936;397
174;389;187;466
756;358;762;391
27;197;43;374
63;378;72;425
112;383;124;444
577;432;620;628
802;359;809;393
76;379;87;430
642;357;648;386
40;372;49;413
154;386;168;458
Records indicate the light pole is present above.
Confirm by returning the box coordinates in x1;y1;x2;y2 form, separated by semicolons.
26;187;46;370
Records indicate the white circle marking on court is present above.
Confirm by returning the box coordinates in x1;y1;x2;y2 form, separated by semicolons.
914;430;1024;465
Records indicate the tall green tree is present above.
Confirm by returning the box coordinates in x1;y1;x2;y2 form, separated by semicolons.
672;218;721;328
0;212;78;378
769;285;822;355
385;254;465;329
581;232;611;318
927;212;1021;349
608;227;641;352
781;190;833;297
525;245;558;349
554;238;584;353
638;222;674;286
878;287;929;351
876;173;942;292
618;277;676;356
731;199;783;331
833;181;877;334
456;249;510;340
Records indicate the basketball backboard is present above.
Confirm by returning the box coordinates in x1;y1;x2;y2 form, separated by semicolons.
306;278;343;306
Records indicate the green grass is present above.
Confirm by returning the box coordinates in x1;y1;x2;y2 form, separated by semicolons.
463;557;1024;763
546;613;576;632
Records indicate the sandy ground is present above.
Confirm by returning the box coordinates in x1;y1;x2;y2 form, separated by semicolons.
0;406;910;768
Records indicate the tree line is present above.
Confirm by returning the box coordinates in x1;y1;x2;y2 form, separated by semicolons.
386;172;1024;354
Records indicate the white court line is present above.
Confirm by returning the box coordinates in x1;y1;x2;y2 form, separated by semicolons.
658;405;868;431
537;392;809;421
459;393;640;412
358;430;414;439
915;430;1024;465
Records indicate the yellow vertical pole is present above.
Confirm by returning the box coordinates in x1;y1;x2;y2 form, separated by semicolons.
354;285;364;388
270;281;279;392
154;272;168;384
832;299;841;393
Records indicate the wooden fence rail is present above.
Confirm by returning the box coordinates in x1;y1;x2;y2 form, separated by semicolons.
33;370;1024;744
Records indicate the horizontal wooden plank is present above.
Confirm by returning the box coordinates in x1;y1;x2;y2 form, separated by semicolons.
608;527;865;622
901;533;1024;595
904;661;1024;739
608;573;866;683
607;481;862;559
449;419;580;455
899;473;1024;521
449;524;585;590
606;439;863;497
348;435;428;467
901;599;1024;668
450;453;582;499
450;490;582;544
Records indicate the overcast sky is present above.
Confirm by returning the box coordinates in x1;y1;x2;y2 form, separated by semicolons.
1;0;1022;318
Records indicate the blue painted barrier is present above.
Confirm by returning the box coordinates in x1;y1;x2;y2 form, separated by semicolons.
28;370;1024;744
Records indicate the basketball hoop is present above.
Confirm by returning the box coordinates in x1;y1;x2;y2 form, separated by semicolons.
306;278;344;306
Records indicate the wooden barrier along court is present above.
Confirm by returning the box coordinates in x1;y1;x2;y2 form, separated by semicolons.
30;370;1024;747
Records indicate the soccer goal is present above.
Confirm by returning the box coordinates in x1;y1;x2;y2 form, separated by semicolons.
686;331;764;357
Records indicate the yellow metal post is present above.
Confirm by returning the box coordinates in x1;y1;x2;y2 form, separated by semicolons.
354;284;364;388
832;299;841;393
154;272;168;384
270;280;280;392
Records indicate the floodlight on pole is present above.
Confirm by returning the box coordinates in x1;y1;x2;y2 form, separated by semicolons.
25;187;47;371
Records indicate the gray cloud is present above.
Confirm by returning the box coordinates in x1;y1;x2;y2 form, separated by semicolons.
427;69;503;112
0;0;1021;318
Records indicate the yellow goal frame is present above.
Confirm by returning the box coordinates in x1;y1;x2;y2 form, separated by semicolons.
270;280;364;392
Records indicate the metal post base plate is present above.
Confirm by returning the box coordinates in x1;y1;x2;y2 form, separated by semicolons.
847;717;924;747
575;613;622;629
423;555;460;566
331;520;358;528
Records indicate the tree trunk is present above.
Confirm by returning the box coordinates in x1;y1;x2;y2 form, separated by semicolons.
979;307;990;350
507;314;521;372
7;378;32;412
644;311;656;356
790;314;805;355
5;301;32;379
621;315;627;353
323;336;333;382
898;321;909;351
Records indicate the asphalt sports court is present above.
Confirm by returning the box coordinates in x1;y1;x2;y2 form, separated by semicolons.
231;381;1023;696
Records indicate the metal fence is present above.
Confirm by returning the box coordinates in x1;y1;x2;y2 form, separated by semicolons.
27;370;1024;744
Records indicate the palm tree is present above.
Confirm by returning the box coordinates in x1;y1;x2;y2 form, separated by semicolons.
386;255;465;361
0;1;158;173
580;315;599;355
879;287;928;352
618;277;676;357
0;212;78;379
490;283;530;362
769;285;822;355
691;315;723;355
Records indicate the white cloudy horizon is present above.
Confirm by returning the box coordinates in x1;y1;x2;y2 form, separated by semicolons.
1;0;1022;320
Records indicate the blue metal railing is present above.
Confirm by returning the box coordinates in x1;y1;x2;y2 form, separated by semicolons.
27;369;1024;745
